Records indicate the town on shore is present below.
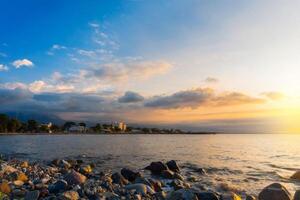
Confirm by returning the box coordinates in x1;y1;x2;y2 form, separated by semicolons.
0;113;215;135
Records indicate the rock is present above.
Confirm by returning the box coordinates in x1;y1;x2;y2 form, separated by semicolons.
49;180;68;193
20;161;29;168
64;170;87;185
145;161;168;175
61;160;72;169
124;183;155;195
161;170;175;179
13;180;24;187
222;192;242;200
17;172;28;182
166;160;180;172
294;190;300;200
12;189;26;198
1;165;18;174
258;183;291;200
166;189;198;200
111;172;128;185
246;195;256;200
51;159;60;166
155;191;167;200
134;194;142;200
187;175;198;182
61;191;79;200
195;191;219;200
134;177;153;188
195;168;206;175
102;192;119;199
170;179;190;190
291;171;300;180
121;168;141;182
0;192;9;200
25;190;40;200
81;165;92;174
148;179;163;192
174;173;184;181
0;181;11;194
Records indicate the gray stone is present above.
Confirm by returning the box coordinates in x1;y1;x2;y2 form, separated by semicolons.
25;190;40;200
258;183;291;200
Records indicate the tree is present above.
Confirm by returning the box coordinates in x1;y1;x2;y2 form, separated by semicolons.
0;114;9;133
63;121;76;130
92;123;102;133
79;122;86;127
27;119;39;132
7;118;22;133
51;124;61;133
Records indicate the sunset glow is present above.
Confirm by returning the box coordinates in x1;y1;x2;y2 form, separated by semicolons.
0;0;300;133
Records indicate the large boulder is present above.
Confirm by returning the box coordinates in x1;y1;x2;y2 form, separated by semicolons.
166;160;180;172
258;183;291;200
195;191;220;200
291;171;300;180
64;170;86;185
48;180;68;194
161;169;175;179
166;189;198;200
121;168;141;182
145;161;168;175
111;172;128;185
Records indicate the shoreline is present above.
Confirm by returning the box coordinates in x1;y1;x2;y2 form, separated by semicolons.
0;132;218;136
0;157;298;200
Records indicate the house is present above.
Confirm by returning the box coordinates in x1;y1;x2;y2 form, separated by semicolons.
118;122;127;131
68;125;86;133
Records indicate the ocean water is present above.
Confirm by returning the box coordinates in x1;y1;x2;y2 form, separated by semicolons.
0;134;300;196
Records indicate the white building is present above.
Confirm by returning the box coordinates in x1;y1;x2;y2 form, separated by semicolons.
68;125;86;133
118;122;127;131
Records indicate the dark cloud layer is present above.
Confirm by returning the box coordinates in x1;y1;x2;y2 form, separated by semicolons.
0;87;270;122
144;88;265;109
144;88;213;109
118;91;144;103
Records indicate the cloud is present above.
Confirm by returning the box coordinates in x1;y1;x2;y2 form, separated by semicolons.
89;22;100;28
145;88;213;109
261;91;285;100
204;77;219;83
52;44;66;50
0;64;9;71
0;88;32;104
47;44;67;55
145;88;265;109
212;92;265;106
12;59;34;68
77;49;96;57
29;81;47;93
89;60;172;82
118;91;144;103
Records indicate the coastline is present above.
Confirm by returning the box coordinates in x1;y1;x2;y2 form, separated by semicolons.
0;132;218;136
0;157;298;200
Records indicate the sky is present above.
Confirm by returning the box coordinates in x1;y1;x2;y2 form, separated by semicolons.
0;0;300;133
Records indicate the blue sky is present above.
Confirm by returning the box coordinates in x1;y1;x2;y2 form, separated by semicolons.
0;0;299;133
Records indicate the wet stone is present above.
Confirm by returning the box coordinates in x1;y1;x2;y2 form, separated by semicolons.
25;190;40;200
